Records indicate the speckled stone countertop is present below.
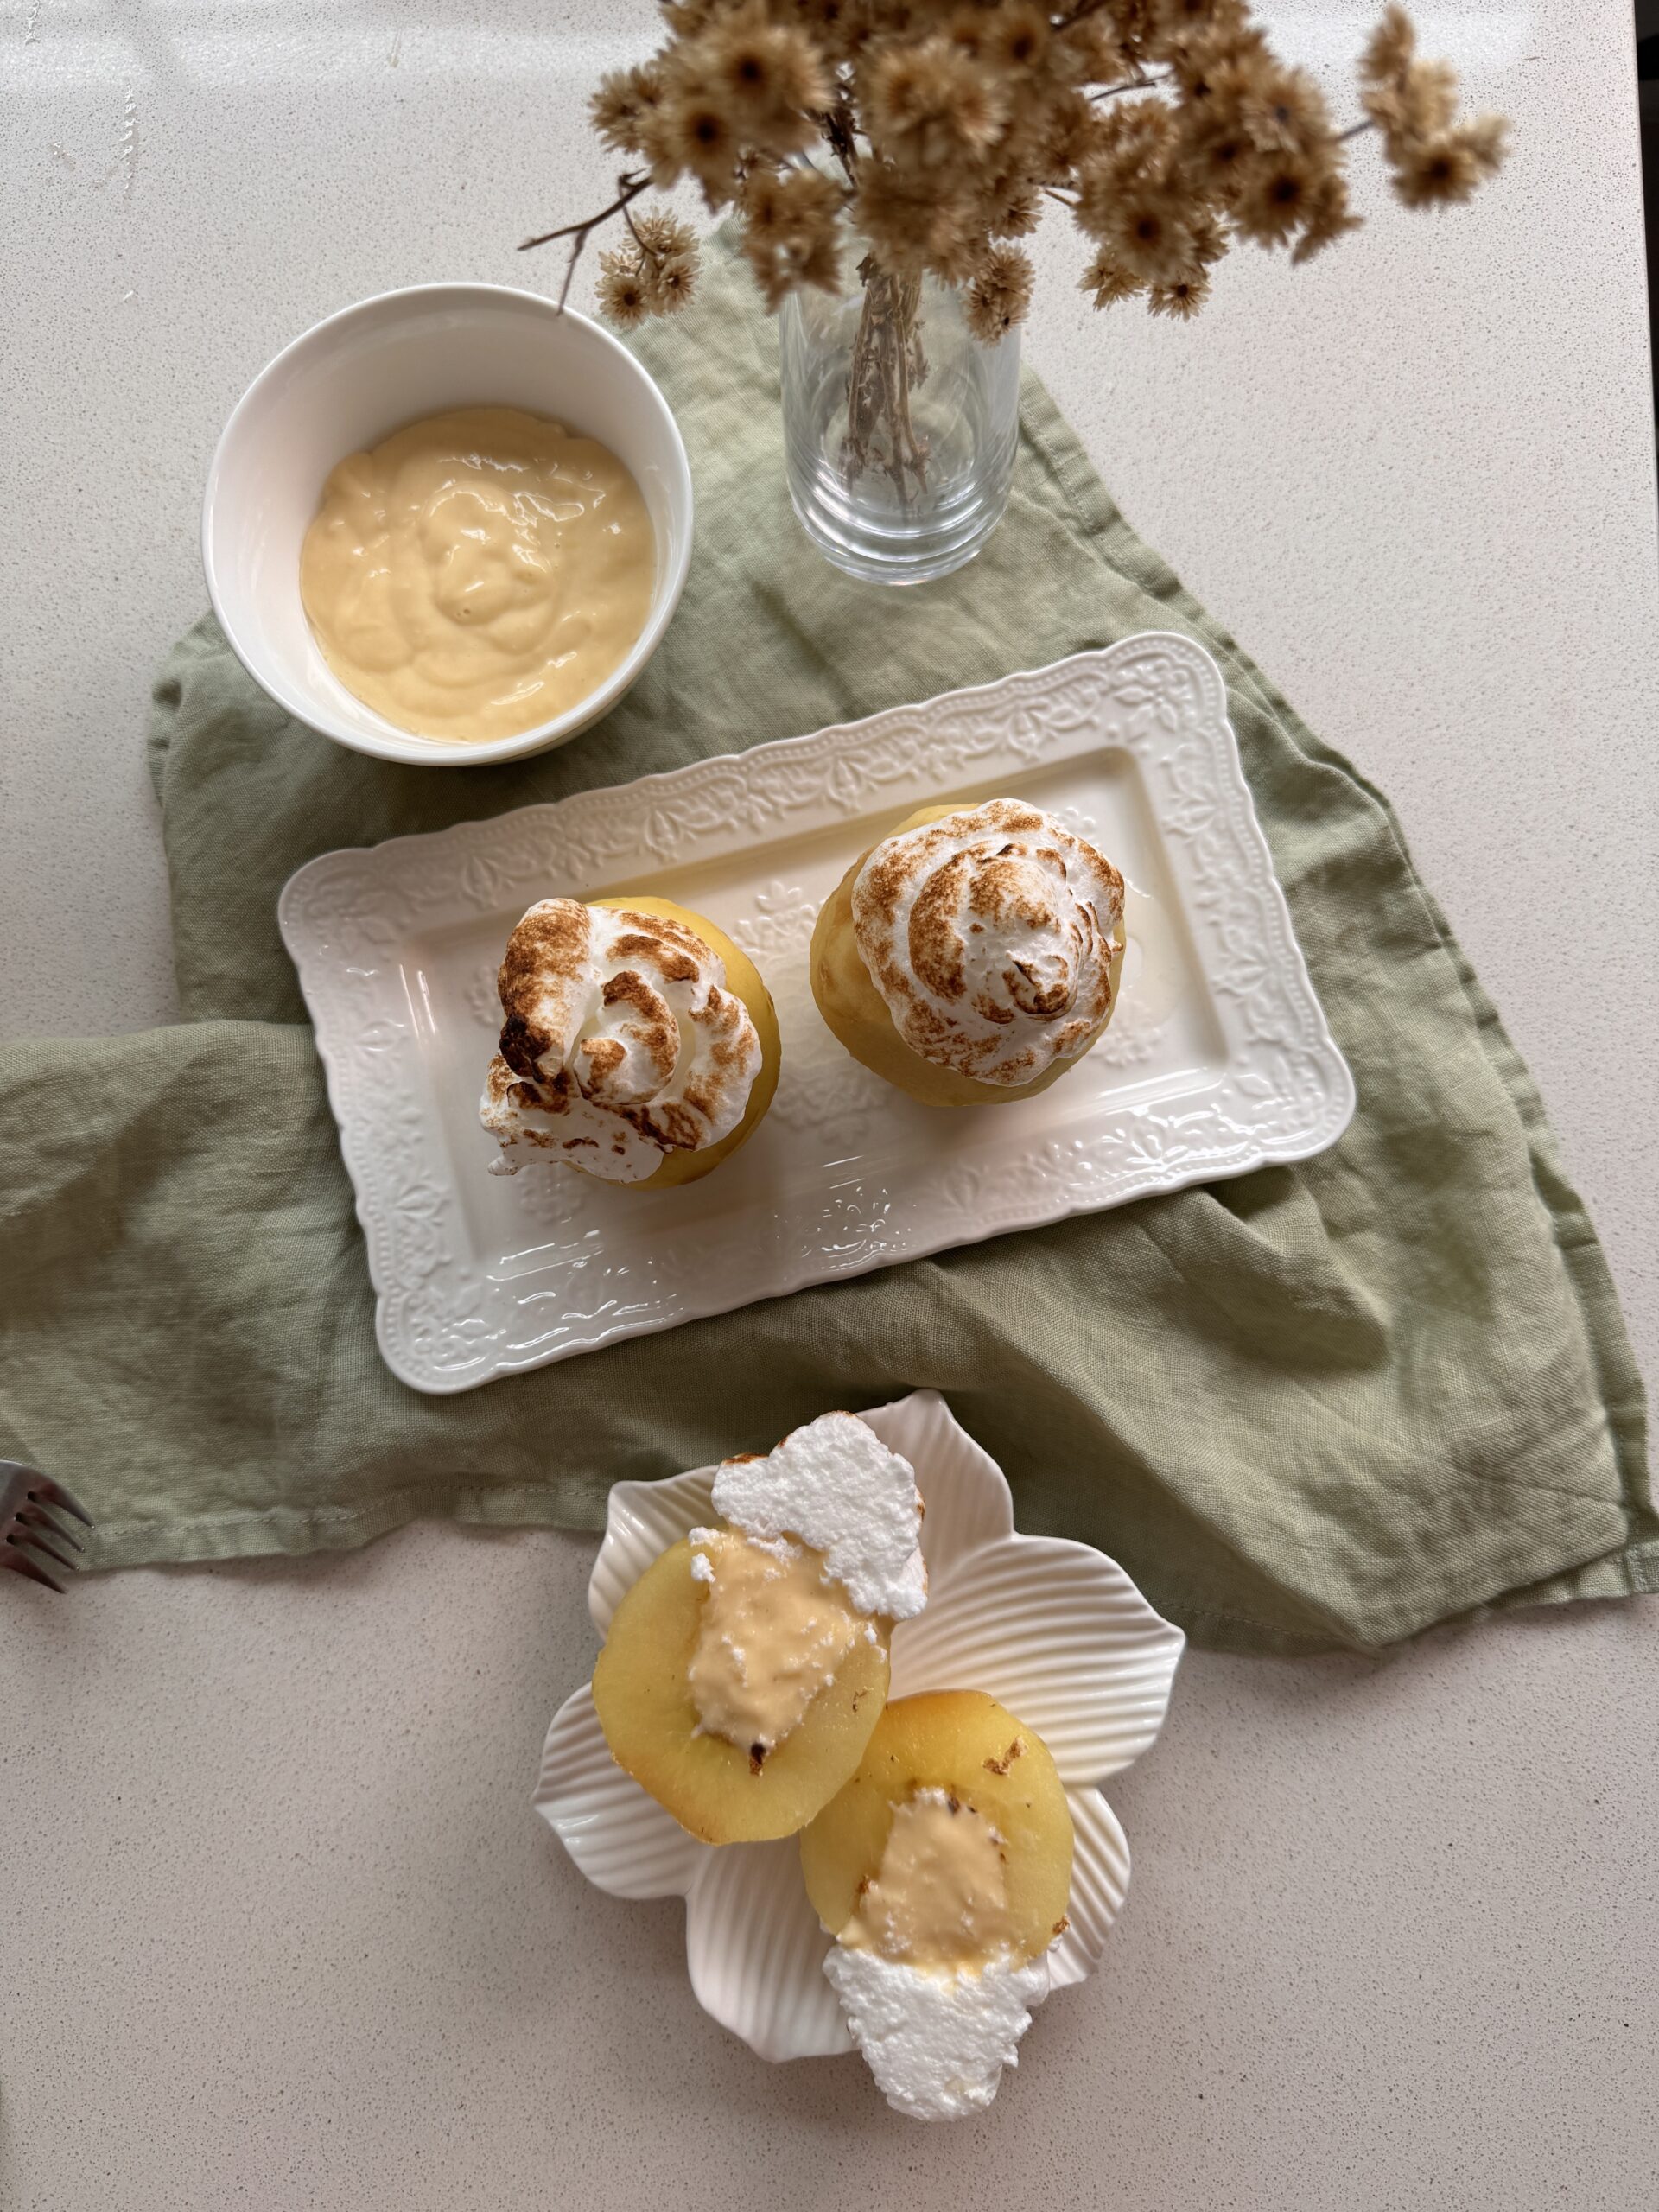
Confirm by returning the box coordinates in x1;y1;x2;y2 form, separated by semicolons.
2;5;1656;2207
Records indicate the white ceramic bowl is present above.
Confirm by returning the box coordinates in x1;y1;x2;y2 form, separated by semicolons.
202;283;693;768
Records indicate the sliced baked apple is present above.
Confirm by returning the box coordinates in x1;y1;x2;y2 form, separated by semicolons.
592;1536;892;1844
591;1413;927;1846
801;1690;1073;1955
800;1691;1075;2121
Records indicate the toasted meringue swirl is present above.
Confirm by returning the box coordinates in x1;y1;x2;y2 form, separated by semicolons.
851;801;1125;1086
480;900;762;1183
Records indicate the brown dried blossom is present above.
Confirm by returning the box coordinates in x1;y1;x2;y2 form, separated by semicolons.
1390;134;1482;210
1289;171;1363;263
1148;269;1211;319
644;84;744;204
964;242;1034;341
697;4;830;150
1239;67;1330;157
1080;248;1144;309
596;251;652;329
1103;184;1199;284
526;1;1505;341
1051;18;1132;90
987;4;1052;76
982;173;1042;238
864;37;1009;169
589;63;667;157
1149;0;1253;43
1360;5;1508;207
1234;155;1317;249
595;207;701;328
741;163;846;306
1164;19;1269;103
855;156;974;282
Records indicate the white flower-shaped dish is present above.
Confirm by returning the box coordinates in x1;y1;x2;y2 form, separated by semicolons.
533;1390;1184;2065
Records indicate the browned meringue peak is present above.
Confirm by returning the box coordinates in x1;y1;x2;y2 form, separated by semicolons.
852;800;1125;1086
479;899;762;1183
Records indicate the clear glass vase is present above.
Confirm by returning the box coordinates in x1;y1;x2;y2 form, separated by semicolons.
779;253;1020;587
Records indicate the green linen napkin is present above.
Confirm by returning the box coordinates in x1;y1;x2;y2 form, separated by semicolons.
0;238;1650;1652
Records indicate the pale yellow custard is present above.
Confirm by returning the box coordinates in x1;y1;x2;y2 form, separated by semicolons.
841;1788;1017;1971
299;406;653;742
687;1529;869;1758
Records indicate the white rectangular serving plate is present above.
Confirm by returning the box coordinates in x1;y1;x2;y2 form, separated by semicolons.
279;634;1356;1394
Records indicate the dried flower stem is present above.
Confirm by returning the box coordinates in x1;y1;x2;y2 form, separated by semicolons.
520;170;651;311
845;258;928;499
1090;73;1172;103
817;86;861;188
622;200;662;269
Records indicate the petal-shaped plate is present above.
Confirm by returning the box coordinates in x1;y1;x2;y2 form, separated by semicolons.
892;1535;1186;1784
1051;1786;1134;1991
685;1840;852;2061
537;1684;711;1901
532;1389;1182;2062
589;1470;714;1637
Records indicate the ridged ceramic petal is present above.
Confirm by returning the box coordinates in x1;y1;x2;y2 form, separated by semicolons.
536;1389;1181;2068
684;1840;852;2061
590;1470;715;1635
860;1389;1015;1575
533;1685;711;1901
1049;1788;1133;1991
889;1535;1185;1784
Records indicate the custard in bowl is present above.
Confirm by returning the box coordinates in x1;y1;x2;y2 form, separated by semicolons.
480;895;780;1188
300;406;654;747
810;798;1128;1106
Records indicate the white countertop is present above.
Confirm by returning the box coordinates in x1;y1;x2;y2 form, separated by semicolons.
3;4;1656;2206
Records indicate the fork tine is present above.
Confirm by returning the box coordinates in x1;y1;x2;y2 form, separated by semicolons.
31;1475;92;1527
14;1527;79;1574
1;1545;66;1594
16;1502;85;1553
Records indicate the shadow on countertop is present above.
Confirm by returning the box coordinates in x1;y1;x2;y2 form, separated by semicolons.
1637;3;1659;419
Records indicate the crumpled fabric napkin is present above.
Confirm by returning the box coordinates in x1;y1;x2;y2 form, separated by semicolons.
0;236;1649;1651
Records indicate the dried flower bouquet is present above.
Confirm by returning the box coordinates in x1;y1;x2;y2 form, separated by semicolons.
524;3;1505;512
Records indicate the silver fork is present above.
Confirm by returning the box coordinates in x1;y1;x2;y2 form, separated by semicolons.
1;1464;93;1593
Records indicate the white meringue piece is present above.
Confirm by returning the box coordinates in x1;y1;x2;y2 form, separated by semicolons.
480;899;762;1184
710;1411;928;1620
822;1946;1050;2123
852;799;1125;1086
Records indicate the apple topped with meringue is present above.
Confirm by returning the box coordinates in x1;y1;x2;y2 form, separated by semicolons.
810;798;1126;1108
480;894;779;1187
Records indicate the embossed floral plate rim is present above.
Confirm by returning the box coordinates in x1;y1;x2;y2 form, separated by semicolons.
533;1389;1185;2066
279;632;1357;1392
